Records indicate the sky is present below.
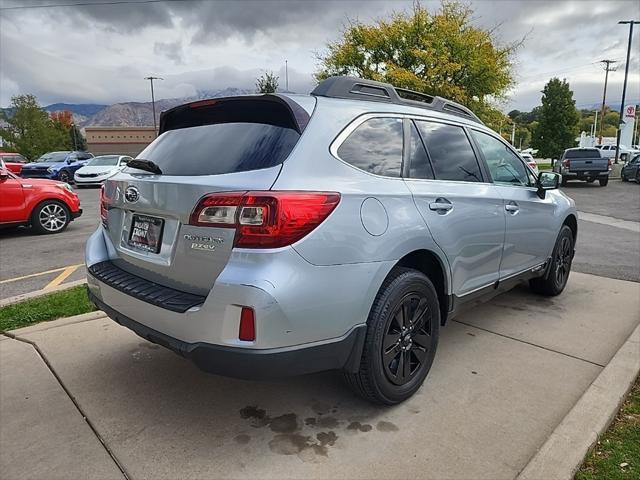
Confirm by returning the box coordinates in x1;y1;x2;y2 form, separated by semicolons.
1;0;639;112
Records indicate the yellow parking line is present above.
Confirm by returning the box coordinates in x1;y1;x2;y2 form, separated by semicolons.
0;265;81;285
44;265;81;290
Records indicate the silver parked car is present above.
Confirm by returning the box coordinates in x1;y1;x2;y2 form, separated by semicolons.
86;77;577;404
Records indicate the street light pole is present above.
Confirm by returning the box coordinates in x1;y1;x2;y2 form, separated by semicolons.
144;76;163;136
614;20;639;163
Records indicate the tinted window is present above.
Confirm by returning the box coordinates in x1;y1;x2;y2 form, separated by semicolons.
408;121;434;179
471;130;531;186
37;152;70;163
415;121;482;182
87;155;120;166
337;118;403;177
564;149;601;159
134;123;300;176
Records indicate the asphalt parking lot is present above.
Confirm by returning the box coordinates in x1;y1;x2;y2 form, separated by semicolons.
0;187;99;299
1;179;639;479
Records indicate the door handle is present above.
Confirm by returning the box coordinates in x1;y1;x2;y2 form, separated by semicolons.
429;198;453;213
505;201;519;214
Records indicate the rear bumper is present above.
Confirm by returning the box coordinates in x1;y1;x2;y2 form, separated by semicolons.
562;171;609;179
71;208;83;219
89;291;366;379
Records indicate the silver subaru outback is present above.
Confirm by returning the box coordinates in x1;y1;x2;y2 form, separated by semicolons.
86;76;576;405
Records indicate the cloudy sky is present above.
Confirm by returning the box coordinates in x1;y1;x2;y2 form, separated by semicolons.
1;0;639;112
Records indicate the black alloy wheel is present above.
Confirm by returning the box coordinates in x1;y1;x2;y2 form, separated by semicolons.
58;170;70;183
553;235;572;289
382;293;432;386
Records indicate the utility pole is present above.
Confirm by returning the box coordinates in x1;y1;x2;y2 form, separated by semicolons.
71;123;78;150
598;60;617;144
592;110;598;140
510;122;516;145
614;20;639;163
144;76;163;136
285;60;289;91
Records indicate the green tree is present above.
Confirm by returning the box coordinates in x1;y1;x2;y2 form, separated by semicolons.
531;78;579;159
255;71;279;93
0;95;70;160
315;1;519;128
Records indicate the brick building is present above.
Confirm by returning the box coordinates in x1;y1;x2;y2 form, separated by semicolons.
85;126;156;156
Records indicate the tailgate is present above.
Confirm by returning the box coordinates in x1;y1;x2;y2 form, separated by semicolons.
101;167;281;296
569;158;609;172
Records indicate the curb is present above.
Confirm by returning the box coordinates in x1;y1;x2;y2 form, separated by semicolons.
5;311;107;337
0;279;87;308
517;322;640;480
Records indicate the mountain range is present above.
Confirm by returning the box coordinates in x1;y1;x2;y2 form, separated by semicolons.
43;88;254;128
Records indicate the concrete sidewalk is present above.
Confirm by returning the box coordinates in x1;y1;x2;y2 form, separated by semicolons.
1;272;639;480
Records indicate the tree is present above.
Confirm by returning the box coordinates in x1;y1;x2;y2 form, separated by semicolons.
69;124;87;151
315;1;519;128
531;78;579;159
0;95;68;160
256;71;279;93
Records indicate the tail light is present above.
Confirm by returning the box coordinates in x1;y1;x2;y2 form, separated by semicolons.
239;307;256;341
608;159;612;170
190;191;341;248
99;185;108;228
562;159;570;168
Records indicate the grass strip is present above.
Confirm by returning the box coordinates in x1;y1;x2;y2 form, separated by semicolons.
575;376;640;480
0;286;96;331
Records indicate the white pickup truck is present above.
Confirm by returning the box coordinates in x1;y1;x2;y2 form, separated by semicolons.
596;145;640;162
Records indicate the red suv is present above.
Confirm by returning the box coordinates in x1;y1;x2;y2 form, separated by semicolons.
0;152;28;175
0;160;82;234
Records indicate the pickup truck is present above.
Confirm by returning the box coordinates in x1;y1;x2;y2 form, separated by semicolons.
596;144;640;162
554;147;611;186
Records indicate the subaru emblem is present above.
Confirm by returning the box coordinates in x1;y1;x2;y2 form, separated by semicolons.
125;186;140;203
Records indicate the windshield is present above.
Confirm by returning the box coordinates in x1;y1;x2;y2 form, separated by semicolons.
87;155;120;166
37;152;70;163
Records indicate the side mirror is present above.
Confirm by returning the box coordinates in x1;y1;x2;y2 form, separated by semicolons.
0;169;9;180
536;172;560;199
66;158;73;164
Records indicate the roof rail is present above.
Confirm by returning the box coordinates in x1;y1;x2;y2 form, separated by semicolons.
310;76;483;124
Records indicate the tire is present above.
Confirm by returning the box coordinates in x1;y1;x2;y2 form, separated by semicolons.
344;267;440;405
621;171;628;182
529;225;574;296
58;170;70;183
636;170;640;183
599;177;609;187
560;177;568;187
31;200;70;234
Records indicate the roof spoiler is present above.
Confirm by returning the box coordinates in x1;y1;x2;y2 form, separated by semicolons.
158;94;311;135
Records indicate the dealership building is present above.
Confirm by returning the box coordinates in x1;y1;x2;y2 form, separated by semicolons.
85;126;156;156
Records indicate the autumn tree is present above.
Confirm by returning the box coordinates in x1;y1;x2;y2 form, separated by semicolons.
0;95;68;160
315;1;519;129
256;71;279;93
50;110;87;150
531;78;579;159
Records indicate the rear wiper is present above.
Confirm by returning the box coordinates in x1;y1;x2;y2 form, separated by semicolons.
126;158;162;175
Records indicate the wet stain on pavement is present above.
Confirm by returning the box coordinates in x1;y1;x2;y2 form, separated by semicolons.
269;413;298;433
346;421;372;432
377;420;399;432
234;434;251;445
269;434;314;455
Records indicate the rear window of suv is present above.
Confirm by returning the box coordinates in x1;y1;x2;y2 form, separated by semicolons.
564;149;601;159
135;122;300;176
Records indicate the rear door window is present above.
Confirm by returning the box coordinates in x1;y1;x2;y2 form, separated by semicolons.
135;122;300;176
415;121;483;182
337;117;403;177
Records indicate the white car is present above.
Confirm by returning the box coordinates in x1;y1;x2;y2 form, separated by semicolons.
520;152;539;174
74;155;132;186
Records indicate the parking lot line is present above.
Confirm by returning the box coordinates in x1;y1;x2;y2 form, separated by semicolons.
0;264;84;285
44;265;82;290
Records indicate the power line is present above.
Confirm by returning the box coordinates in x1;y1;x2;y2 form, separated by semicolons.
0;0;186;11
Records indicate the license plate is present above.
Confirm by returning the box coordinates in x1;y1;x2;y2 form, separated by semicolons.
128;214;164;253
